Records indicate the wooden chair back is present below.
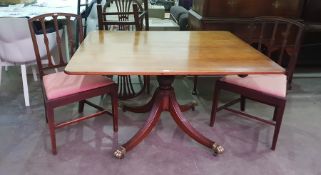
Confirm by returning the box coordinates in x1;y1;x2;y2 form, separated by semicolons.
192;17;304;94
28;13;84;79
246;17;305;87
97;0;149;31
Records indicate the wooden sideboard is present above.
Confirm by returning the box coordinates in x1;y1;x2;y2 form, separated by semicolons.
189;0;304;30
188;0;321;66
302;0;321;23
300;0;321;66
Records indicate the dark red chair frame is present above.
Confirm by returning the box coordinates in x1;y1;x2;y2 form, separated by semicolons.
28;13;118;154
210;17;305;150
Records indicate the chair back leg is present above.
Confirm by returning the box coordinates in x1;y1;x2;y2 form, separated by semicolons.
210;84;221;127
21;64;30;107
192;76;198;95
31;66;38;81
272;101;286;150
0;66;2;86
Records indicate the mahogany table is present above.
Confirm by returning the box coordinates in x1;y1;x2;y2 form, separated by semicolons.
65;31;284;158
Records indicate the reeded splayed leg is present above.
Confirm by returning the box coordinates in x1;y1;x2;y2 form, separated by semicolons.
115;75;223;159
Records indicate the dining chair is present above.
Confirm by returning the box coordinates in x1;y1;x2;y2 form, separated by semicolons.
28;13;118;154
79;0;108;36
97;0;150;100
0;17;55;107
210;17;304;150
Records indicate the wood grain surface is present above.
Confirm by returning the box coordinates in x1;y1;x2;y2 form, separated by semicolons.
65;31;284;75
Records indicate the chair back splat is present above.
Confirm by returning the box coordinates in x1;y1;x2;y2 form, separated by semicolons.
97;0;149;31
28;13;84;79
246;17;305;88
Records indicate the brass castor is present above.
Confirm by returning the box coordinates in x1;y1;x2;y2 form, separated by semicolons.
114;146;126;159
212;143;224;156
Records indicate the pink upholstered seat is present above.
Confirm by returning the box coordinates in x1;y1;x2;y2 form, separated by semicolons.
221;74;287;98
43;72;114;100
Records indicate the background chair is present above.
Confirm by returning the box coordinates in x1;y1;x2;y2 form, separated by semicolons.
28;13;118;154
210;17;304;150
0;17;56;107
97;0;150;100
79;0;110;36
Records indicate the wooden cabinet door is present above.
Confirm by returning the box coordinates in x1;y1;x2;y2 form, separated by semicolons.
269;0;304;17
302;0;321;22
206;0;273;17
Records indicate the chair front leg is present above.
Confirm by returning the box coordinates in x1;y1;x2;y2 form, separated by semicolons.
31;66;38;81
240;95;246;111
46;107;57;155
78;100;85;113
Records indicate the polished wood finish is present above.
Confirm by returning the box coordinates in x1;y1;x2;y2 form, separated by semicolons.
208;17;304;150
65;30;284;158
97;0;150;100
28;13;118;155
121;76;214;153
65;31;284;76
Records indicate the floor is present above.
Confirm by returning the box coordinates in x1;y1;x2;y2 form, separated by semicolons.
0;67;321;175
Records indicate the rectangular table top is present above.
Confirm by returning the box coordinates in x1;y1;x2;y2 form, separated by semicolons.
65;31;285;76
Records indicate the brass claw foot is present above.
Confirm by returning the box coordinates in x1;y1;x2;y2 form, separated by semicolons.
212;143;224;156
114;146;126;159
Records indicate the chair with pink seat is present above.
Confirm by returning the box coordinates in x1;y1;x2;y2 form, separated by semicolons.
210;17;304;150
28;13;118;154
